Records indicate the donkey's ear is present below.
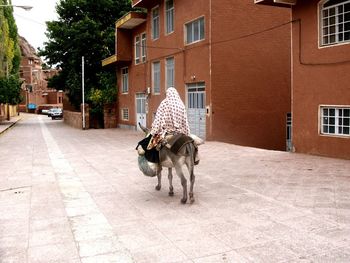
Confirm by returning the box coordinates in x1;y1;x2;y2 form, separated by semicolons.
138;122;149;134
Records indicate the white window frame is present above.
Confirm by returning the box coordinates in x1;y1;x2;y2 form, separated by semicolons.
152;6;160;40
152;61;161;94
141;33;146;62
121;67;128;94
185;16;205;45
135;35;141;64
165;0;174;35
319;0;350;47
320;105;350;137
165;57;175;89
121;108;129;121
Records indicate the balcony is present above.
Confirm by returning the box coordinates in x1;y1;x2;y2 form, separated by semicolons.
132;0;153;8
102;55;117;67
254;0;296;7
102;12;147;67
116;12;147;29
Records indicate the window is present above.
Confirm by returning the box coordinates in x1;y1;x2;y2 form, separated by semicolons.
320;0;350;46
166;57;174;89
165;0;174;34
152;61;161;94
135;35;140;64
185;17;205;44
321;106;350;136
121;67;128;93
122;108;129;121
152;7;160;40
141;33;146;62
135;33;146;64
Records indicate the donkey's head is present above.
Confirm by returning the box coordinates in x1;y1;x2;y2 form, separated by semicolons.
138;122;150;136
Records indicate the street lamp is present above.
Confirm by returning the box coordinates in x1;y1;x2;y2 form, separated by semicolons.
0;4;33;11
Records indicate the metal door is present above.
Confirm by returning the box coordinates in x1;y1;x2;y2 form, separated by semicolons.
136;93;146;131
187;83;206;139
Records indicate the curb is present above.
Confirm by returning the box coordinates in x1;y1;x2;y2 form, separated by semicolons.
0;117;22;135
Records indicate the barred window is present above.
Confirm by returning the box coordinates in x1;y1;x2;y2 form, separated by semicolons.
121;108;129;121
321;106;350;136
320;0;350;46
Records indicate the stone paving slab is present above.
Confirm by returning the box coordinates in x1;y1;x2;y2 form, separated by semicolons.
0;114;350;262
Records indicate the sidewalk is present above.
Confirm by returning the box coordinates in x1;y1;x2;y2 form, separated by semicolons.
0;114;22;135
1;115;350;262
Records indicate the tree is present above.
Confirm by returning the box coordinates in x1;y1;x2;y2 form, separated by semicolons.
39;0;133;110
0;0;22;105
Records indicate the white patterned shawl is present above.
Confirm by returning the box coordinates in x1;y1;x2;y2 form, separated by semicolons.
151;87;190;137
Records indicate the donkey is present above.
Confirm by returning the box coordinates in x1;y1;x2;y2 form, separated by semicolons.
136;124;203;204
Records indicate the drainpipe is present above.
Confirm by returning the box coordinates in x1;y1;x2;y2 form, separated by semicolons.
208;0;212;138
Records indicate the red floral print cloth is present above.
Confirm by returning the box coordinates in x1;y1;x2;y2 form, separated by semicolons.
151;87;190;138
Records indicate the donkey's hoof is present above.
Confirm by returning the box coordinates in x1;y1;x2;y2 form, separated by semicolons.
181;198;187;204
155;185;161;191
169;191;174;196
189;193;195;203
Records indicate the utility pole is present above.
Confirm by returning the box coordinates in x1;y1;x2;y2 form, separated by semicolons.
6;61;10;121
82;56;85;129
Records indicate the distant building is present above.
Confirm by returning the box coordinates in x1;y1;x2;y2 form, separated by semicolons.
18;36;63;113
255;0;350;159
103;0;292;151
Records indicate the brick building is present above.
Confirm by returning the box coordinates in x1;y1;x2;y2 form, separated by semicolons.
256;0;350;159
18;36;63;113
103;0;291;151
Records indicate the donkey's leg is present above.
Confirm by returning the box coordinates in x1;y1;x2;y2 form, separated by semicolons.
186;161;195;203
168;168;174;196
155;167;162;191
175;165;187;204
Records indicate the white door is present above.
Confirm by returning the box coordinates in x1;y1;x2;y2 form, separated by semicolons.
136;93;147;131
187;83;206;139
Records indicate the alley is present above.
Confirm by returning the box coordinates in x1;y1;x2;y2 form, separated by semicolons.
1;114;350;263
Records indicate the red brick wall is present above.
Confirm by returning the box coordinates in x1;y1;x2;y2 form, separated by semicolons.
209;0;291;150
292;0;350;159
116;0;291;151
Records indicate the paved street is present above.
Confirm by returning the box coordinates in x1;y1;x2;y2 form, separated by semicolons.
1;113;350;263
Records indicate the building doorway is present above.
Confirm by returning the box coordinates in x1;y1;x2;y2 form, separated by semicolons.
136;93;146;131
187;83;206;139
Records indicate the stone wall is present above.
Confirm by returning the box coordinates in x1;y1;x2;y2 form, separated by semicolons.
63;104;89;129
0;104;18;122
103;104;118;129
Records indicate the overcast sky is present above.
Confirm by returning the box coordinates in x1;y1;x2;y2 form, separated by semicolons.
12;0;58;51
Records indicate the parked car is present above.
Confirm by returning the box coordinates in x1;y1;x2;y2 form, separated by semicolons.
51;108;63;120
48;108;55;117
41;109;50;115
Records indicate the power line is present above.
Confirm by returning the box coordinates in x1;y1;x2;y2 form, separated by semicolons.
14;12;46;26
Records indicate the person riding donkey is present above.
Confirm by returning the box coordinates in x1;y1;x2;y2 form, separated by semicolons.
138;87;200;164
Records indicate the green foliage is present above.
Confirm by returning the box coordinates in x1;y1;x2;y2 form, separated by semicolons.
0;76;23;105
0;0;22;104
39;0;133;109
87;72;117;114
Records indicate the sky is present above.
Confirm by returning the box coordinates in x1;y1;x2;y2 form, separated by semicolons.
12;0;58;51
